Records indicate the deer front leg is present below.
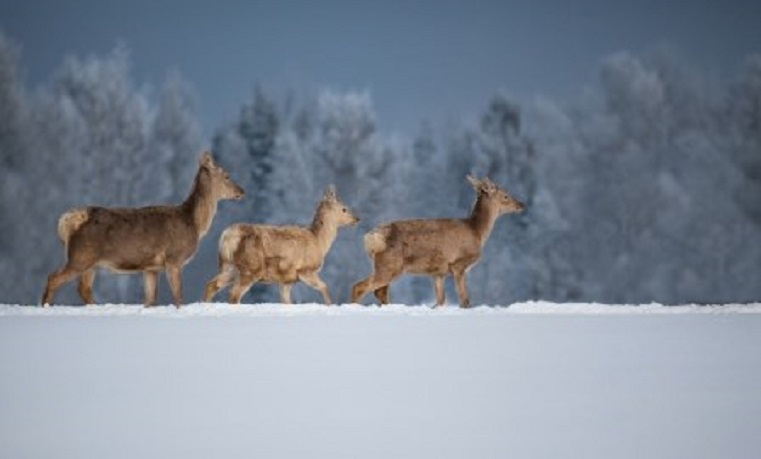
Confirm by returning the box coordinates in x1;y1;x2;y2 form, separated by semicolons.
433;275;446;307
452;269;470;308
299;272;332;305
78;269;96;305
143;271;159;307
166;266;184;307
279;283;294;304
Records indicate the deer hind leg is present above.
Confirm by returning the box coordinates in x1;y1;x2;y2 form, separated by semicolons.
229;271;257;304
42;266;81;306
352;274;399;305
433;275;446;307
352;264;402;305
166;265;184;307
204;263;237;302
77;269;96;305
143;271;159;307
299;272;332;305
374;285;390;304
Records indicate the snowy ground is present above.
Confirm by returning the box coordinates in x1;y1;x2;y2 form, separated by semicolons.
2;302;761;459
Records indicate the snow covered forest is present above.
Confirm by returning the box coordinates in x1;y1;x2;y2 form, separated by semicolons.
1;31;760;305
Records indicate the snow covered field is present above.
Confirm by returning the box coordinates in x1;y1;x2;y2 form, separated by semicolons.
2;302;761;459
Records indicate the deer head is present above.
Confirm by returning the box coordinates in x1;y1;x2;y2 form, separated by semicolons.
467;175;525;214
200;151;245;201
322;185;360;226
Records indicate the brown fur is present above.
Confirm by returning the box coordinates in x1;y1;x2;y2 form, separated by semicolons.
351;175;525;307
204;186;359;304
41;151;244;307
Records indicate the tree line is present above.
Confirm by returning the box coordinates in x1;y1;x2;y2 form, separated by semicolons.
1;32;759;305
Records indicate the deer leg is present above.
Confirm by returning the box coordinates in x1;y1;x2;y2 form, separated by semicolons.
374;285;390;304
166;266;184;307
204;264;236;302
353;251;403;305
77;269;96;305
143;271;159;307
299;272;332;305
351;277;373;303
452;269;470;308
352;276;389;304
433;275;446;306
352;273;398;305
279;283;294;304
229;272;256;304
42;266;80;306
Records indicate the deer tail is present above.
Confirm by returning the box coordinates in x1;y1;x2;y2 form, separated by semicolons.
364;227;388;256
219;225;244;266
57;208;89;250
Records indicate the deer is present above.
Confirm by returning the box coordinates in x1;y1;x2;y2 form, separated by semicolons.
351;175;525;307
41;151;245;307
203;186;359;304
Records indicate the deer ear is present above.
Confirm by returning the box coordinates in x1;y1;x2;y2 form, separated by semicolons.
199;151;215;168
482;177;497;193
324;185;337;201
467;175;483;190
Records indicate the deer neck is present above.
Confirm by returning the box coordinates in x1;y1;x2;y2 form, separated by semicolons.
309;205;340;257
182;168;218;239
468;194;500;246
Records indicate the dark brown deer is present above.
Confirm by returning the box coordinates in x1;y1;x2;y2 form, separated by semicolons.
204;186;359;304
41;151;244;307
351;175;524;307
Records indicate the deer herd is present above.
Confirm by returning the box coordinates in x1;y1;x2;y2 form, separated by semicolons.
42;151;525;308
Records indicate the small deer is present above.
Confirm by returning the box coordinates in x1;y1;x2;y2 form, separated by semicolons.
204;186;359;304
41;151;245;307
351;175;525;307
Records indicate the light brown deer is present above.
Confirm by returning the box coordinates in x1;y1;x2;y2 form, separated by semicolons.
204;186;359;304
351;175;524;307
41;151;245;307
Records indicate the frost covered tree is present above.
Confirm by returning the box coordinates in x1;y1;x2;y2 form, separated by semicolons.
528;51;761;303
266;90;399;303
210;85;281;301
38;47;153;301
0;39;205;304
2;29;761;305
0;34;24;170
477;94;537;301
150;72;202;202
442;93;538;304
214;85;279;221
43;48;140;204
410;121;446;217
727;55;761;226
0;34;27;281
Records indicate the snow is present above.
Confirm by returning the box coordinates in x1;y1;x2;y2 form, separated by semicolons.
2;302;761;459
3;301;761;317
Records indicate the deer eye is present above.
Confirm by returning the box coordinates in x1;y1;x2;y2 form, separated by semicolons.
342;208;347;213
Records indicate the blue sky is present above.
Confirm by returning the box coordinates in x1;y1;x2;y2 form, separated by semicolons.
2;0;760;136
